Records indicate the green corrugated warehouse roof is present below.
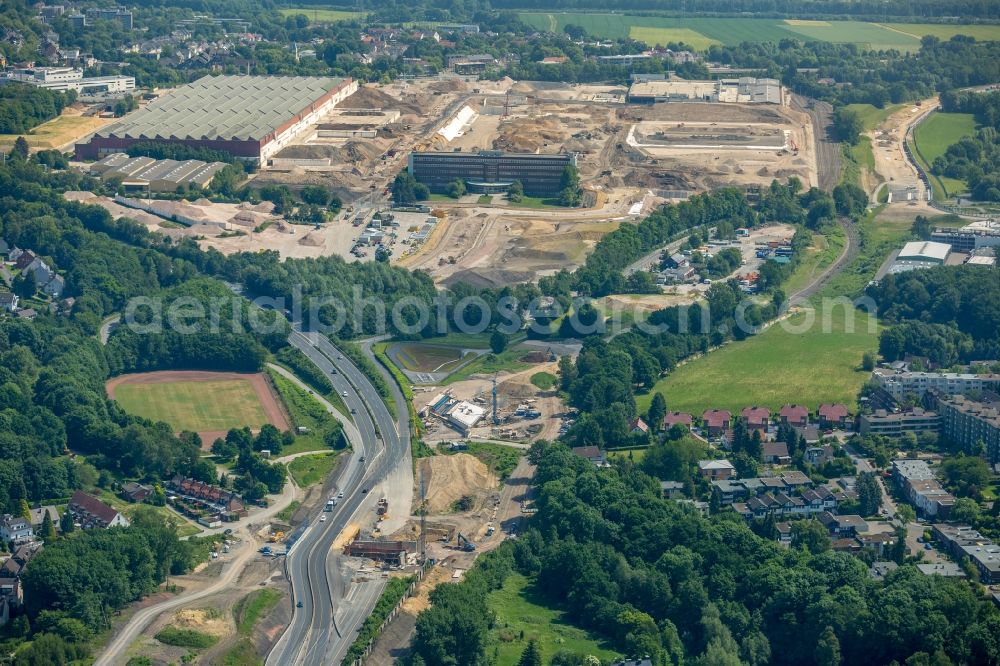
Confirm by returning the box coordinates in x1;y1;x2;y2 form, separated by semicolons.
95;75;346;142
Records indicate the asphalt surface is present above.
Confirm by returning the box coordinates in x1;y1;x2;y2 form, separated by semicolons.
266;328;411;666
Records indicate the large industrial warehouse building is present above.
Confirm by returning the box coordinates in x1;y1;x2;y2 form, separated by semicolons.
76;75;358;165
408;150;576;196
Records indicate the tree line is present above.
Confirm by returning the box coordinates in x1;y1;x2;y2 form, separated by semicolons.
0;84;76;135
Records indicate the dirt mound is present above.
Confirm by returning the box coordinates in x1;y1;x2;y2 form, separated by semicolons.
298;231;325;246
419;453;497;514
341;85;422;115
170;609;231;638
427;79;467;93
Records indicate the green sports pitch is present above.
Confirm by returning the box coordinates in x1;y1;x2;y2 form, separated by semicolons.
112;377;273;434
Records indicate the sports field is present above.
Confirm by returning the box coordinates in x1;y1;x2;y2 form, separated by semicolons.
911;111;977;198
278;7;364;22
107;371;290;444
518;13;991;51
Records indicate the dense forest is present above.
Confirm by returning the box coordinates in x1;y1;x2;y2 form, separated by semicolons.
868;265;1000;362
0;85;76;135
935;90;1000;201
408;442;1000;666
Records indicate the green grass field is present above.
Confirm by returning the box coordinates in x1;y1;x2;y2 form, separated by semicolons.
530;372;557;390
286;452;341;487
911;111;977;198
638;307;878;416
96;489;202;538
489;573;621;666
113;379;270;434
781;224;846;297
517;13;971;50
278;7;364;22
845;103;907;131
267;371;345;456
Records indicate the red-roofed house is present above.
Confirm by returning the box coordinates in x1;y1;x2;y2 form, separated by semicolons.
702;409;732;437
67;491;130;529
662;412;693;430
630;417;649;435
818;403;850;428
742;406;770;432
779;404;809;428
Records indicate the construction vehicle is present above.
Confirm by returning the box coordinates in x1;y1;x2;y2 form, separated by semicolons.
268;530;285;543
376;498;389;516
457;533;476;552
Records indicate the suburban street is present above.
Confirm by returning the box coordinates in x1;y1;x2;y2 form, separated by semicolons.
266;328;412;666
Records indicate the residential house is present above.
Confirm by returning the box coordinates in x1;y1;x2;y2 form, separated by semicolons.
775;522;792;544
742;406;770;432
0;239;9;256
168;476;246;516
762;442;790;464
662;411;692;431
711;479;746;505
917;562;966;578
25;257;53;285
698;459;735;481
571;446;606;467
0;516;33;544
793;424;821;444
0;293;17;313
870;561;898;581
780;470;811;488
818;403;850;428
68;491;130;529
12;250;35;271
831;538;862;553
804;445;835;466
121;482;153;503
856;532;896;557
630;417;649;435
665;252;689;268
780;404;809;428
818;511;867;537
28;506;58;530
40;273;64;298
701;409;731;437
961;543;1000;584
15;309;36;320
659;481;684;499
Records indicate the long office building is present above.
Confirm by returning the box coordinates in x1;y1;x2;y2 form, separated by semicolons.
2;67;134;95
408;150;576;196
931;220;1000;253
76;75;358;165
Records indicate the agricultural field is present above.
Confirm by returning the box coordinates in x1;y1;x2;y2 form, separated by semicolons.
518;14;992;50
277;7;364;22
107;371;288;440
883;23;1000;42
488;573;621;666
910;111;978;198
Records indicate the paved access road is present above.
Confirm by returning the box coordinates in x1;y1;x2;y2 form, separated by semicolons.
266;328;411;666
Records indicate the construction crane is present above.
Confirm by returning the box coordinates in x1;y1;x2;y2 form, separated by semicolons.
492;374;500;425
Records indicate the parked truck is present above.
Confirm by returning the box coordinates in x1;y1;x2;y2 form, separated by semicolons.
376;498;389;516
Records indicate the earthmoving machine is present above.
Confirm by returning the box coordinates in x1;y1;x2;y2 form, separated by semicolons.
457;532;477;552
377;498;389;515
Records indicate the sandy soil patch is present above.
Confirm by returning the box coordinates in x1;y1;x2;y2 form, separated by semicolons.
419;454;497;514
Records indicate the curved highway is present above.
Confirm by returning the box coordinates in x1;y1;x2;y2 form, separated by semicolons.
267;328;411;666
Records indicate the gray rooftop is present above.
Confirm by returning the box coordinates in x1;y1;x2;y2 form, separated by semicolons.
95;75;346;142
